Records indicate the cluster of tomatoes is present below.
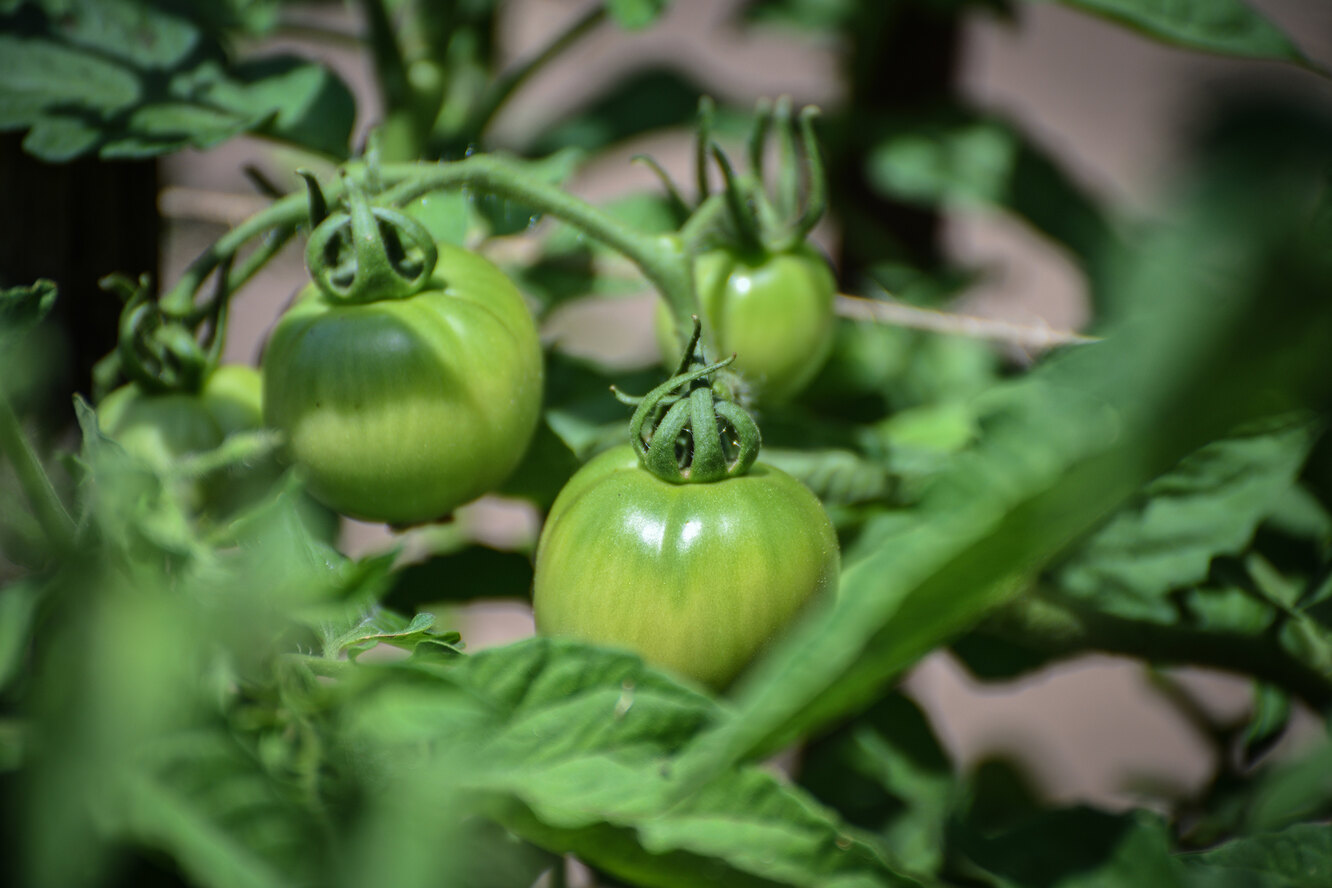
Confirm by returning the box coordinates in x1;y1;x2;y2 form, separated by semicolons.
98;185;840;690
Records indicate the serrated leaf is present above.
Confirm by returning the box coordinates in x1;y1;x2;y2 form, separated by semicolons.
1047;0;1317;70
444;639;917;888
1050;416;1319;623
40;0;201;69
0;34;139;126
323;609;462;661
1181;823;1332;888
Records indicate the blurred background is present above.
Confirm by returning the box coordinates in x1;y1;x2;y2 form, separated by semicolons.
6;0;1332;817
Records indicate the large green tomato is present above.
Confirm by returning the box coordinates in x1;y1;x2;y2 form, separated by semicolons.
261;242;543;525
533;445;840;689
656;244;836;402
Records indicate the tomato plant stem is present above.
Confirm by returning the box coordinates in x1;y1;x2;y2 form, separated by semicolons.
380;156;698;333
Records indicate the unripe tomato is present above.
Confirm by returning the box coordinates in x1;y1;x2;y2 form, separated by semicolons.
533;445;840;689
656;244;837;402
261;242;543;525
98;365;262;474
98;366;336;537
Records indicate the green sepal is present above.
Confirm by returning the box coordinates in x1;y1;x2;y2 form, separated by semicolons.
624;319;761;484
304;175;439;304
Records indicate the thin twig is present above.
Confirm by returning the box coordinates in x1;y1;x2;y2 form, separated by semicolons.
836;293;1098;351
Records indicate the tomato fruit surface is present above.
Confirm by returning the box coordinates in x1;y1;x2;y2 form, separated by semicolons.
533;445;839;689
656;243;836;402
261;242;543;524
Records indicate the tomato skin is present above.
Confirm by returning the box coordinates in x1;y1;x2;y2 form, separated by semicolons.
533;445;839;689
261;242;543;525
656;244;837;402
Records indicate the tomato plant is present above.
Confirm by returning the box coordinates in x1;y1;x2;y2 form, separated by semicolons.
261;187;543;525
656;244;836;402
4;3;1332;888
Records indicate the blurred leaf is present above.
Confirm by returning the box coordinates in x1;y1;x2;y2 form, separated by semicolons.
761;448;894;506
0;1;356;160
0;579;40;693
1049;415;1320;623
1239;684;1291;766
865;109;1113;274
799;693;956;876
957;807;1183;888
605;0;670;30
529;68;706;154
0;280;56;340
1180;823;1332;888
1047;0;1320;71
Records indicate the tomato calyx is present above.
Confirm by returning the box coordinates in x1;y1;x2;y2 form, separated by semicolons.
302;173;439;305
615;318;760;484
101;272;222;397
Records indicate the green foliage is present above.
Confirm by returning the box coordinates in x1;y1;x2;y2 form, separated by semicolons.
0;0;355;160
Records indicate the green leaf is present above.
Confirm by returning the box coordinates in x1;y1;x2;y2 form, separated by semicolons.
529;68;707;154
322;609;462;661
0;579;41;692
1049;415;1320;623
865;109;1113;272
1046;0;1318;71
799;693;956;877
0;34;139;126
0;3;355;160
761;448;894;506
1181;823;1332;888
202;55;356;158
444;639;917;888
1239;684;1291;766
605;0;670;29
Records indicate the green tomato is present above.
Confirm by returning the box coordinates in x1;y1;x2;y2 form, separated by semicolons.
98;364;259;473
262;242;543;525
656;244;837;402
97;366;337;538
533;445;840;689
